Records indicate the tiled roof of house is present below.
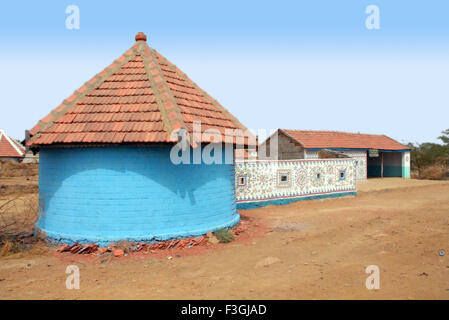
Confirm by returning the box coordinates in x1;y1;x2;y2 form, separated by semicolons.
281;129;410;151
27;32;253;147
0;129;25;158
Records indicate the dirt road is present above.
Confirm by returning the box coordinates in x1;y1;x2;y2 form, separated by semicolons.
1;178;448;299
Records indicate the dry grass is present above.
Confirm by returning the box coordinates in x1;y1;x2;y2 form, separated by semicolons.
417;164;449;180
0;161;38;178
0;239;49;258
0;195;38;236
0;161;41;256
0;240;15;256
0;195;40;256
0;161;38;196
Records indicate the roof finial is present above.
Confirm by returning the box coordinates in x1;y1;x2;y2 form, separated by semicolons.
135;32;147;42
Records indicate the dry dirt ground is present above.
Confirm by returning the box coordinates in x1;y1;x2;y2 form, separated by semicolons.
0;178;448;300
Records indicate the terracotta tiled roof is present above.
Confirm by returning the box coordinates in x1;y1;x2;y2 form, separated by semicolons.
281;130;410;151
27;32;253;147
0;129;25;158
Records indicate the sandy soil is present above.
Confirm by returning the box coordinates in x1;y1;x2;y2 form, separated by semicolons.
0;178;448;300
357;177;447;193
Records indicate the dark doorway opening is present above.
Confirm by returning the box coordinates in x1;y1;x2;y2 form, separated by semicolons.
367;151;403;178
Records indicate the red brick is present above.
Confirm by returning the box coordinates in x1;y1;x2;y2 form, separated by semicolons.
113;249;124;257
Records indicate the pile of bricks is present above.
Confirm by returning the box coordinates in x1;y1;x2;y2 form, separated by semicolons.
56;236;209;256
135;236;208;252
231;220;249;236
57;243;99;254
56;222;248;256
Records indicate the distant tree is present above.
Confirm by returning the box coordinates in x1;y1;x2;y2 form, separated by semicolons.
438;129;449;146
409;142;449;172
408;129;449;179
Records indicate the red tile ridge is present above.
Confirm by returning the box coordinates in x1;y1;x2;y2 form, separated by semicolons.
136;41;186;144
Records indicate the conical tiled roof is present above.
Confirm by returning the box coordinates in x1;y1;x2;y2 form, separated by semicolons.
27;32;253;147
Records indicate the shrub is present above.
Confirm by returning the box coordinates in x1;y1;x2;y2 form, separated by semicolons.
419;164;448;180
214;228;235;243
408;138;449;180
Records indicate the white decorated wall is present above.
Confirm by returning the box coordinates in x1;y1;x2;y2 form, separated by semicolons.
341;150;367;181
304;149;367;181
235;159;357;207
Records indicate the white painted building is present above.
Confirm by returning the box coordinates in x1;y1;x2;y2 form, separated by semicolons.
259;129;411;180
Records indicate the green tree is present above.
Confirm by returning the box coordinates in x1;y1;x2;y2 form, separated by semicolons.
408;129;449;179
438;129;449;146
409;142;449;172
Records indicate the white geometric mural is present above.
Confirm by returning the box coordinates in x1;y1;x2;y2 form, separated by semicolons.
235;159;357;204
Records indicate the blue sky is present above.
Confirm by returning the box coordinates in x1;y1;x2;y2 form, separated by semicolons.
0;0;448;144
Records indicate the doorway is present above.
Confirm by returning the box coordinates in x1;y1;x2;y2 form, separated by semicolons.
367;151;403;177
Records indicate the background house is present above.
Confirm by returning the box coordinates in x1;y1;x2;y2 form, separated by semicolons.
0;129;25;162
260;129;411;180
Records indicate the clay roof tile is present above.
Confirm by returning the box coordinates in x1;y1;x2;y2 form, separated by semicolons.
281;130;410;151
27;32;254;147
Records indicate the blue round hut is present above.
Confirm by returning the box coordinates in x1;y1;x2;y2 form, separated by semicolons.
26;32;252;245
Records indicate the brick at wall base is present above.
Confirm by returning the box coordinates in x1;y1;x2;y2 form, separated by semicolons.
36;214;239;247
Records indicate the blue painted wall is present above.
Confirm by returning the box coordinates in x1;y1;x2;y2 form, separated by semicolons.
402;165;411;178
37;145;239;245
237;191;357;210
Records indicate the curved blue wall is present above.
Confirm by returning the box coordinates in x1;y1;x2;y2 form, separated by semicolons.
37;145;238;245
